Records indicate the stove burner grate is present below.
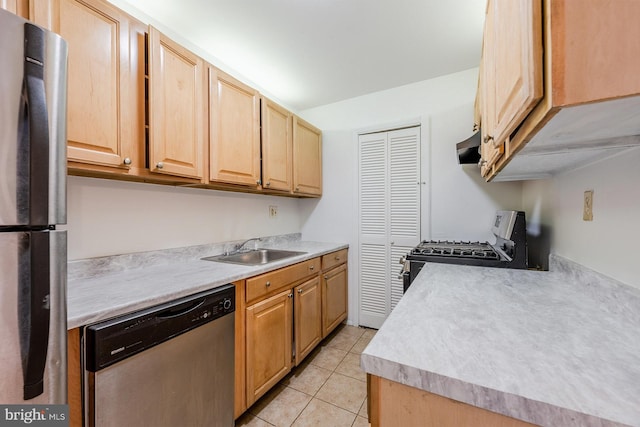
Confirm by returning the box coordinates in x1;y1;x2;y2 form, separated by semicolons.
411;240;500;261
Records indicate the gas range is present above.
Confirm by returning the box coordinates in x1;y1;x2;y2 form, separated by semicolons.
400;211;528;292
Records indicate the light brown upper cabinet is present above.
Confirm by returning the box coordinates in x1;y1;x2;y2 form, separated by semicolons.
479;0;502;176
480;0;640;181
479;0;542;177
261;97;293;192
0;0;28;17
292;116;322;196
30;0;324;195
208;67;261;187
148;26;205;181
32;0;145;176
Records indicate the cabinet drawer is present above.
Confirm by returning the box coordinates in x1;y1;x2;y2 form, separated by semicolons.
322;249;348;271
246;258;321;304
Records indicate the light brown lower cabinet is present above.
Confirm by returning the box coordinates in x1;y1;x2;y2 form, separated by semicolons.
237;251;348;418
294;276;322;365
245;289;293;407
368;375;536;427
322;261;348;338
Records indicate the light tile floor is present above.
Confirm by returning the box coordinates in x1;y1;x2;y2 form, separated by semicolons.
236;325;377;427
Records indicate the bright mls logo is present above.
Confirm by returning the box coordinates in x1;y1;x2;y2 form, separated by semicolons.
0;406;68;427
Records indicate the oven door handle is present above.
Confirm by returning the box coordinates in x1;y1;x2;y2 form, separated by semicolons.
397;268;409;280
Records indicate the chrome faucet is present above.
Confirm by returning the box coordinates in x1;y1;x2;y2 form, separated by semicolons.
231;237;261;254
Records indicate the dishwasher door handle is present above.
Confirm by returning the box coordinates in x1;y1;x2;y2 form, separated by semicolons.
156;298;205;319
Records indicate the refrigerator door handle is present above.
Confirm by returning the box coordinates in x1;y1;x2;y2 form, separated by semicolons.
22;22;50;226
20;231;52;400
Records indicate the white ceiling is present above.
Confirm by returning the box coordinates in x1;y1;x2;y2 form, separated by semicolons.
122;0;486;111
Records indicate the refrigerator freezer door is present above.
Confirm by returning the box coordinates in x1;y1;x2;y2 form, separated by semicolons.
0;9;67;227
0;230;67;403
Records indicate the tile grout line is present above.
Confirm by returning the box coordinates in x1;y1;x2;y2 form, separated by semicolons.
243;326;372;426
302;327;366;423
290;333;352;425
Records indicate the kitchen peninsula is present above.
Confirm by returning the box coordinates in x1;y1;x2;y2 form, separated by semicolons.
361;255;640;427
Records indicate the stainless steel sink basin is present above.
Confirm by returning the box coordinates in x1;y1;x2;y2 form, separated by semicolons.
202;249;307;265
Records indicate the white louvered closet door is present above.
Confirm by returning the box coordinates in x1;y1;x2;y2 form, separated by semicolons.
358;127;420;329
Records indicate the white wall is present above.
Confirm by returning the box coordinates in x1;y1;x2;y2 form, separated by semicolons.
65;176;301;260
523;148;640;288
298;69;523;325
429;105;524;243
109;0;294;112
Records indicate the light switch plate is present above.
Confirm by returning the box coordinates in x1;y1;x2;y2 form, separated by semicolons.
583;190;593;221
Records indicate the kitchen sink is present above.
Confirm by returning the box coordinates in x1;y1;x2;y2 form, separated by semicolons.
202;249;307;265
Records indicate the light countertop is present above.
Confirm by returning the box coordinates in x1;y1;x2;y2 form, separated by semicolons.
67;235;347;329
361;255;640;427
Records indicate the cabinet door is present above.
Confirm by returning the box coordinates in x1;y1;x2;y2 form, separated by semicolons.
0;0;28;17
294;276;322;365
483;0;543;151
292;116;322;196
246;289;292;406
33;0;141;172
473;69;482;134
148;26;205;180
261;97;292;192
480;0;501;176
209;68;260;186
322;263;348;337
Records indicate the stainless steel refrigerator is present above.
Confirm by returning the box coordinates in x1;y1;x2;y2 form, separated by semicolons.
0;9;68;404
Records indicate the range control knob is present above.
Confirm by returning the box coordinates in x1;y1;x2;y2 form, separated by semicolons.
223;298;232;310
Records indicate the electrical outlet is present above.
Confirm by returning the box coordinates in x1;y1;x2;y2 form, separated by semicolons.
583;190;593;221
269;205;278;218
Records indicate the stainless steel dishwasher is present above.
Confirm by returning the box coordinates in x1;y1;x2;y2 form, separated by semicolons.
83;284;235;427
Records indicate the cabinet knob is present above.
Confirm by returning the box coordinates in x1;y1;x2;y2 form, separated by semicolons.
477;159;487;169
335;256;340;261
473;123;479;132
123;157;132;166
324;275;328;280
298;289;303;294
309;265;315;271
295;187;299;192
257;179;262;185
156;162;164;169
265;181;271;187
288;293;293;298
483;135;494;144
265;281;271;287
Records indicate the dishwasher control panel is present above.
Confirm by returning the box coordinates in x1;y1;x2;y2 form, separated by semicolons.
85;284;235;372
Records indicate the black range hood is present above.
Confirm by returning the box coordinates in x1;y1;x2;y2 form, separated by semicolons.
456;131;481;164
